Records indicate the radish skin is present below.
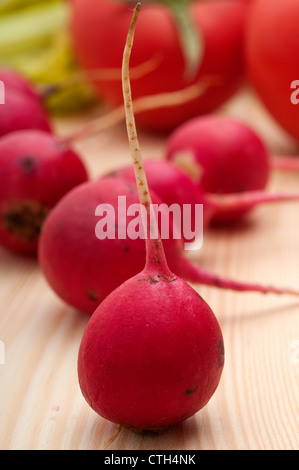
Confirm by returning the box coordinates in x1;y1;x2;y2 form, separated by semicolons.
0;67;40;100
166;115;270;194
0;130;88;255
165;115;299;221
0;88;51;137
71;0;246;131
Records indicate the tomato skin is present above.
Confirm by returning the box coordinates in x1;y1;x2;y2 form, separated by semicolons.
71;0;247;131
245;0;299;142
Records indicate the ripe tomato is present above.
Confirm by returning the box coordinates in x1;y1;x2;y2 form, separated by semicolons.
71;0;248;132
245;0;299;142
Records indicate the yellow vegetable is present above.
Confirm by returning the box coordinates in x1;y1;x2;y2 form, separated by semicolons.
0;0;98;114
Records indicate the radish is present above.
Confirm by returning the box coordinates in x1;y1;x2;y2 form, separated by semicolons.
166;115;270;194
0;67;53;136
0;67;41;100
106;158;214;231
0;57;167;135
245;0;299;142
0;87;52;137
165;115;299;222
77;4;224;432
71;0;247;131
0;130;88;255
107;159;299;227
38;173;299;315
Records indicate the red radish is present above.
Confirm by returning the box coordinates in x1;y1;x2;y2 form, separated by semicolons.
107;159;299;227
0;62;152;138
0;58;165;105
108;159;214;231
77;5;224;431
38;173;299;315
71;0;247;131
0;67;53;136
245;0;299;142
166;115;270;194
166;115;299;222
39;177;175;314
0;130;88;255
0;87;52;137
0;67;41;100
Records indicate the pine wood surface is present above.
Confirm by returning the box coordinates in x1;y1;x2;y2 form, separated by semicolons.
0;88;299;450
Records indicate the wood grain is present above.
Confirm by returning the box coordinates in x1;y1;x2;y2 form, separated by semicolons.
0;88;299;450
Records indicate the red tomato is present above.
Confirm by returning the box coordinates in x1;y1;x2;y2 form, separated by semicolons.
245;0;299;142
71;0;248;132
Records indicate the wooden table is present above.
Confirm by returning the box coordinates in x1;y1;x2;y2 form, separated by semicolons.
1;88;299;450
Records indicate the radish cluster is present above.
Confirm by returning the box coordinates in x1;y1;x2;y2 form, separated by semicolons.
109;157;299;230
2;65;298;258
39;171;299;316
2;0;299;435
0;68;90;255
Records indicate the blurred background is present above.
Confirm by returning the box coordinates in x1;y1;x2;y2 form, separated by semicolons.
0;0;298;151
0;0;98;114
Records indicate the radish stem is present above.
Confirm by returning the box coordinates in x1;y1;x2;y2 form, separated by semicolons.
40;54;163;98
122;2;170;275
63;75;215;145
271;155;299;171
207;190;299;214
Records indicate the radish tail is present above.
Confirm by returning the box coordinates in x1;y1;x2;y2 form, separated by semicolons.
207;190;299;215
271;155;299;171
177;257;299;297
